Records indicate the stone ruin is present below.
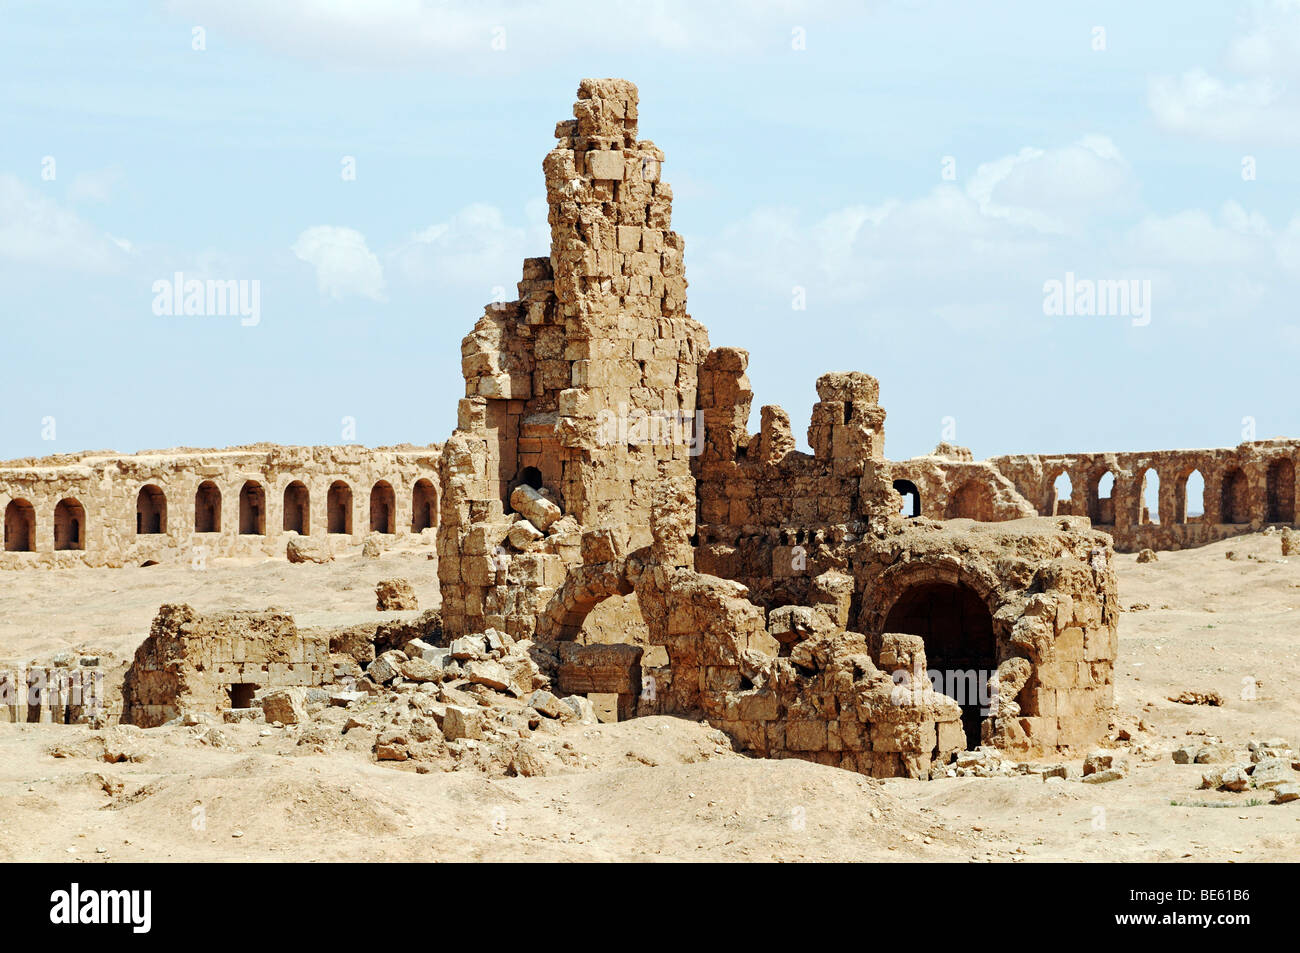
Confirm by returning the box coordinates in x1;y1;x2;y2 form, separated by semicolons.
12;79;1132;779
429;79;1119;776
0;444;441;568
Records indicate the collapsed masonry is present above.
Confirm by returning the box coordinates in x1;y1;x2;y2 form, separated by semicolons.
433;79;1119;778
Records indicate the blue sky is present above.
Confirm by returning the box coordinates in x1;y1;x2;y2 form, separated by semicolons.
3;0;1299;462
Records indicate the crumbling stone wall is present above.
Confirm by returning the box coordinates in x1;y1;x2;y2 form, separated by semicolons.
432;79;1117;775
893;440;1300;552
438;78;709;639
121;604;330;727
0;444;441;568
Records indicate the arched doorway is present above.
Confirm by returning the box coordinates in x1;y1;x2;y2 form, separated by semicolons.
893;479;921;517
1267;459;1294;523
4;499;36;552
883;582;996;749
136;484;167;535
282;481;309;535
54;497;85;551
194;481;221;533
1140;468;1160;525
1090;471;1115;526
1050;471;1074;516
411;479;437;532
327;481;352;534
239;481;266;535
1175;468;1204;523
1220;468;1248;524
370;480;396;534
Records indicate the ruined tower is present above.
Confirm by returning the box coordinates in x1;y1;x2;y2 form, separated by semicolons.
438;79;709;637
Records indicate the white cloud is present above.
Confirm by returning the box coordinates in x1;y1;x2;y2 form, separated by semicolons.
0;173;133;273
291;225;386;301
67;166;124;204
161;0;878;68
389;200;549;292
1149;4;1300;142
691;139;1300;333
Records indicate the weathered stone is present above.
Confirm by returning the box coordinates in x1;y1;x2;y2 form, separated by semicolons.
376;578;418;611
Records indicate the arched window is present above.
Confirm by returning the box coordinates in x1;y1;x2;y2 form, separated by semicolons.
1140;468;1160;525
1091;471;1115;525
1267;459;1295;523
327;481;352;534
1176;469;1205;523
195;481;221;533
4;499;35;552
370;480;396;534
1051;471;1074;516
1220;467;1248;524
283;481;310;535
239;481;266;535
412;479;437;532
54;497;85;551
892;479;920;517
136;485;167;535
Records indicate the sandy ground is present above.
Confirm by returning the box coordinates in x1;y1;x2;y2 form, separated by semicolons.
0;534;1297;862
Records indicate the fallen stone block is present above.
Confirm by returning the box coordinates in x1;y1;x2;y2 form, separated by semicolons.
589;692;619;723
376;578;418;611
260;688;309;726
443;705;484;741
286;537;333;564
510;484;562;532
465;659;512;691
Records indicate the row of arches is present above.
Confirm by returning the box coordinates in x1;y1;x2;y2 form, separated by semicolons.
1048;458;1295;526
2;478;440;552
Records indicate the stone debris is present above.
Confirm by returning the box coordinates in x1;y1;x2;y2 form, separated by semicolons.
1135;549;1158;563
1168;690;1224;707
375;578;418;611
286;537;333;564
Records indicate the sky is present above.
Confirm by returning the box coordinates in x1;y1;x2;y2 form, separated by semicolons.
3;0;1300;463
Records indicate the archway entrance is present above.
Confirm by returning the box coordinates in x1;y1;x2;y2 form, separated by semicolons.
883;582;996;749
4;499;35;552
54;498;85;551
1267;459;1295;523
893;479;920;517
370;481;396;534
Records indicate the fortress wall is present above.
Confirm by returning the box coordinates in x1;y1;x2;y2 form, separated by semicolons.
0;444;441;568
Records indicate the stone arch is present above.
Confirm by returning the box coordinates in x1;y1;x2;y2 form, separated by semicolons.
327;481;352;534
536;560;634;643
194;481;221;533
1139;467;1160;525
370;480;396;534
411;478;437;533
946;480;993;521
136;484;167;535
1220;467;1249;525
1049;470;1074;516
1174;467;1205;523
4;498;36;552
1266;458;1295;523
1089;470;1115;526
239;480;266;535
882;580;997;750
282;480;310;535
54;497;85;551
893;479;920;517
